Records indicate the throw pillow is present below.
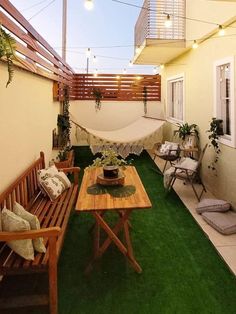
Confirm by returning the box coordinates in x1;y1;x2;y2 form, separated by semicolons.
37;165;59;195
13;202;46;253
196;198;230;214
55;172;71;189
41;177;65;201
202;211;236;235
1;208;34;260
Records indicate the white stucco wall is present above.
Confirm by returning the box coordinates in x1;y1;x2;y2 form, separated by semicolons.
70;100;164;145
0;62;60;193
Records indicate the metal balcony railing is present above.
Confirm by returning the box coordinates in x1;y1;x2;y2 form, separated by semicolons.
135;0;185;48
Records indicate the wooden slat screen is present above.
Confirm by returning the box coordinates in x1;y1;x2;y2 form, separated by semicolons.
135;0;185;48
71;74;161;101
0;0;74;87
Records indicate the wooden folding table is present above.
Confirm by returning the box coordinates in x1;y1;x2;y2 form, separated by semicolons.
75;166;152;274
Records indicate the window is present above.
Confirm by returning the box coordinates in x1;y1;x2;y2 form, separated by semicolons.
167;74;184;123
214;57;235;147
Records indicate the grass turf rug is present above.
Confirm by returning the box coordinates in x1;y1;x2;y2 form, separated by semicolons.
58;146;236;314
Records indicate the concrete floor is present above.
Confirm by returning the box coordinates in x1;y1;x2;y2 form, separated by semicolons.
149;151;236;276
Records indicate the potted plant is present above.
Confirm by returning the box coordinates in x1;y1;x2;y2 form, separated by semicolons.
92;88;103;111
89;149;127;178
174;122;199;147
207;117;222;171
0;25;16;87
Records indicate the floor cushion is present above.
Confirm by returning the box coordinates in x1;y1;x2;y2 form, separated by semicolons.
196;198;230;214
202;211;236;235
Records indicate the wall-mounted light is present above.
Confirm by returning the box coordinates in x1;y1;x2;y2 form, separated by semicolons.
84;0;94;10
164;14;172;28
192;40;198;49
218;25;225;36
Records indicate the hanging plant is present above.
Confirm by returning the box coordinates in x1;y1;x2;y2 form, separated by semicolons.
57;86;71;151
92;88;103;111
207;118;223;171
0;25;16;87
143;86;147;115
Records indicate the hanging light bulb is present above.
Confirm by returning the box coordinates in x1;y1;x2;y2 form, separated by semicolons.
84;0;94;10
164;14;172;28
218;25;225;36
129;60;133;67
192;40;198;49
93;69;98;77
92;55;97;63
86;48;91;57
135;46;141;54
123;68;127;74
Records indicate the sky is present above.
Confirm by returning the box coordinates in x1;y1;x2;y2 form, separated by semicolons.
10;0;155;74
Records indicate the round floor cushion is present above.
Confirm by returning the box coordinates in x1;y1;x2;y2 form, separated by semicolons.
196;198;230;214
202;211;236;235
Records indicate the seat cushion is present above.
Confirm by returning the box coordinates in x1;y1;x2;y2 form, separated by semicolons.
202;211;236;235
196;198;230;214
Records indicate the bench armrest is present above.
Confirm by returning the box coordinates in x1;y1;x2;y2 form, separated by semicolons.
59;167;80;184
0;226;61;242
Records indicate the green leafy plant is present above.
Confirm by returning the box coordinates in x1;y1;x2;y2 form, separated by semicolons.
175;122;199;141
92;88;103;111
207;118;222;171
57;145;71;162
89;149;127;168
0;25;16;87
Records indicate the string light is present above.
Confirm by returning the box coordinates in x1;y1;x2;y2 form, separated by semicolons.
164;14;172;28
135;46;141;54
93;68;98;77
153;67;158;74
192;40;198;49
218;25;225;36
123;68;127;74
84;0;94;10
92;55;97;63
86;48;91;57
129;60;133;66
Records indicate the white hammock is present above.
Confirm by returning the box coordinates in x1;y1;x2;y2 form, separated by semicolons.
75;117;165;158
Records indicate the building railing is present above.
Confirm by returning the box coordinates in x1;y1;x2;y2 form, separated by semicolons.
0;0;74;89
71;74;161;101
135;0;185;48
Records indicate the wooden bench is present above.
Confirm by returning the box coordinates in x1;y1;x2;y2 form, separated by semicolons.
0;152;80;314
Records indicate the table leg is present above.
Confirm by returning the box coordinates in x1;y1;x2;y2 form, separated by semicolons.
85;211;142;274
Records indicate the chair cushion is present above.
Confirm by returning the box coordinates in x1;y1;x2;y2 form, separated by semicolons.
13;202;46;253
202;211;236;235
196;198;230;214
1;208;34;260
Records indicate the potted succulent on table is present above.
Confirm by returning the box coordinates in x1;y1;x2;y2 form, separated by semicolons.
89;149;127;178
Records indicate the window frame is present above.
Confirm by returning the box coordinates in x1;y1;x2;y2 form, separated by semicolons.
213;56;235;148
166;73;185;124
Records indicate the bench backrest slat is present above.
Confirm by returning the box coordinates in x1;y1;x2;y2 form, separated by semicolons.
0;152;45;210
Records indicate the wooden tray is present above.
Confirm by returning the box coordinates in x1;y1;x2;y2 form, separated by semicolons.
97;172;125;186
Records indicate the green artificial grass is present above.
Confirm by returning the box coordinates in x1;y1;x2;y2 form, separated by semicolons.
58;146;236;314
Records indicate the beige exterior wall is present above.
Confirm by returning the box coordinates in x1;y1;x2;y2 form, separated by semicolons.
186;0;236;41
161;20;236;207
0;62;60;193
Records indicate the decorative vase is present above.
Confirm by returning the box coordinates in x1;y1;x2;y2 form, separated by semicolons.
103;165;119;178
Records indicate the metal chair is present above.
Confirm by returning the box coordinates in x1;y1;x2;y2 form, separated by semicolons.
153;142;181;173
166;144;208;201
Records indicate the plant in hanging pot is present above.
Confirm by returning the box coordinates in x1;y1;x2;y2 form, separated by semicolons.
207;117;222;171
92;88;103;111
0;25;16;87
89;149;127;178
